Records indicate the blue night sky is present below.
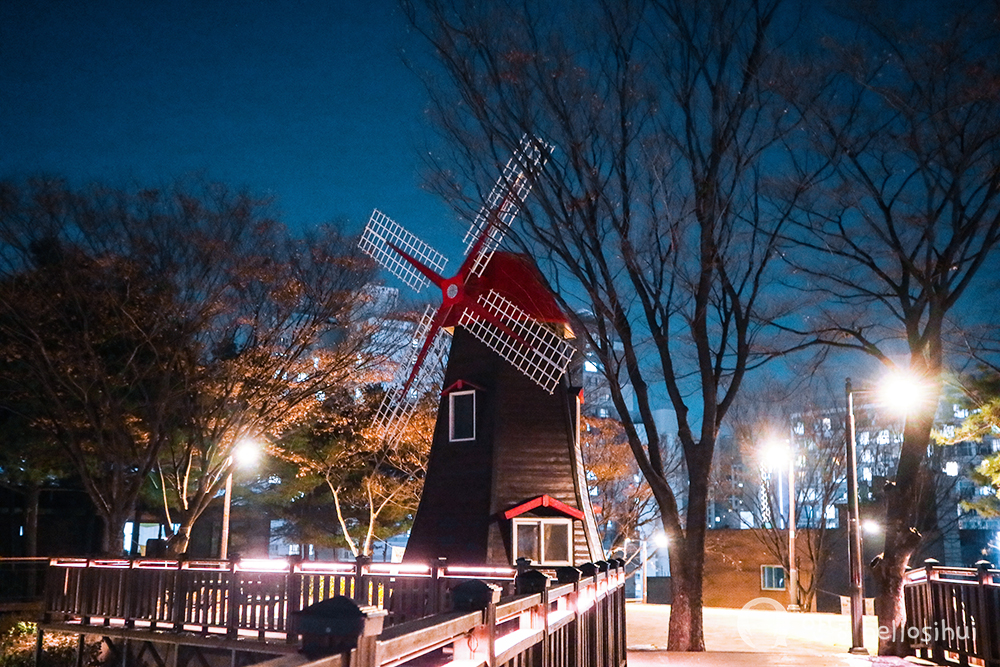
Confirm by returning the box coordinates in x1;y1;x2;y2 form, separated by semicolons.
0;0;462;257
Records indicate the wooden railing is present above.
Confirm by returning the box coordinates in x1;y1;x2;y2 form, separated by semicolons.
39;557;627;667
43;556;516;639
903;558;1000;667
282;560;628;667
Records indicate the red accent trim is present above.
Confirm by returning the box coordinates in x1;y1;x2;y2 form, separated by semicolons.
441;379;485;396
503;494;585;521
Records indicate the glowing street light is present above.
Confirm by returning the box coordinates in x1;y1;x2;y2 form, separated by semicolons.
844;368;927;655
862;520;882;535
220;437;261;560
762;441;799;612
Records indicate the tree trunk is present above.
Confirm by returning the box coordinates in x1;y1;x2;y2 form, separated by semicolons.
665;467;710;651
167;524;193;556
874;542;914;656
25;485;40;557
100;506;133;555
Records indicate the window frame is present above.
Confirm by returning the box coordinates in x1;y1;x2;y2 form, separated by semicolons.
760;564;786;591
511;517;574;566
448;389;476;442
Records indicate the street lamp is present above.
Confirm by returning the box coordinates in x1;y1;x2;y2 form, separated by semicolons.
845;370;926;655
220;438;260;560
844;377;867;655
763;443;799;611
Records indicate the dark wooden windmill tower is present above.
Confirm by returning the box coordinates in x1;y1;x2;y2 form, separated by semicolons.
359;138;603;567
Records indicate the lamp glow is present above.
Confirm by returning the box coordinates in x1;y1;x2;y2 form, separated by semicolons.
878;369;930;416
233;438;261;466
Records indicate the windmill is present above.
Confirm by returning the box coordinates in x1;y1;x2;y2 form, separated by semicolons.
360;137;603;567
359;136;575;445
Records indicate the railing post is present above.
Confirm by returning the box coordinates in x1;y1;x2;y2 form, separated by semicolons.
579;563;599;667
124;559;136;628
80;560;93;626
42;560;56;623
557;567;582;667
515;568;550;667
353;555;371;605
923;558;942;664
291;596;387;667
975;560;995;667
171;558;186;631
431;557;447;614
226;556;241;638
34;624;44;667
451;580;501;667
611;558;626;667
596;561;611;667
287;555;303;644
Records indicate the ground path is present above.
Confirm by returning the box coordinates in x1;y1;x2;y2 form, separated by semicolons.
626;603;936;667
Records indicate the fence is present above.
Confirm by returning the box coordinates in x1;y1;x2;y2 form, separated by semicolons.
43;556;516;638
903;558;1000;667
38;556;627;667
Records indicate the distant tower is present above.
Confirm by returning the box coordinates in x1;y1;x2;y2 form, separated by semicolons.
359;138;603;566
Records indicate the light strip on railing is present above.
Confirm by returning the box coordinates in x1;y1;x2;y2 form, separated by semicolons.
91;559;131;568
181;560;231;571
369;563;431;575
235;559;289;572
49;558;88;568
445;566;516;576
134;560;179;569
296;561;356;573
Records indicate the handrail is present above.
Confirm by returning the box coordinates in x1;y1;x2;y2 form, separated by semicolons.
902;559;999;667
37;558;629;667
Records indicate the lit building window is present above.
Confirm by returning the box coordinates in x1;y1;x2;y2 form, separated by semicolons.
761;565;786;591
944;461;959;477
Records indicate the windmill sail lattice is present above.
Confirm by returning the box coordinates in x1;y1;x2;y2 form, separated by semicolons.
464;136;550;278
458;289;574;394
360;136;572;444
373;305;450;445
359;210;448;293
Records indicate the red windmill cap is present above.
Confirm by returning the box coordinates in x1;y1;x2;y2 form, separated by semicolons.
467;252;569;326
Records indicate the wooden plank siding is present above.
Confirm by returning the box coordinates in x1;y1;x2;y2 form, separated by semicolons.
404;329;603;567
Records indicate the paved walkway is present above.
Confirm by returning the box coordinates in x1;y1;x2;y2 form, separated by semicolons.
626;603;934;667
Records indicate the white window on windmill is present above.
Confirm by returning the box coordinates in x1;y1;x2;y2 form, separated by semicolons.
443;380;482;443
503;494;585;567
513;518;573;566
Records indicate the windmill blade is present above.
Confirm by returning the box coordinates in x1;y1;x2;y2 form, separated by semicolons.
463;136;552;277
360;209;449;293
458;289;574;394
374;305;450;445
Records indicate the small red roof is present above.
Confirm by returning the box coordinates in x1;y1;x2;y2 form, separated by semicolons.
503;494;585;521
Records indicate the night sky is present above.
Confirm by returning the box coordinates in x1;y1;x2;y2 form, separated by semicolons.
1;0;461;256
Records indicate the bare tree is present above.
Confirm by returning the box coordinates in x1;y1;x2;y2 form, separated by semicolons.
262;385;434;558
406;0;800;649
781;5;1000;653
152;222;380;554
581;415;656;556
0;179;203;553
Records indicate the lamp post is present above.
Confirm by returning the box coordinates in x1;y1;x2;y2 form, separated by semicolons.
786;444;800;612
844;378;868;655
764;442;799;611
220;438;260;560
